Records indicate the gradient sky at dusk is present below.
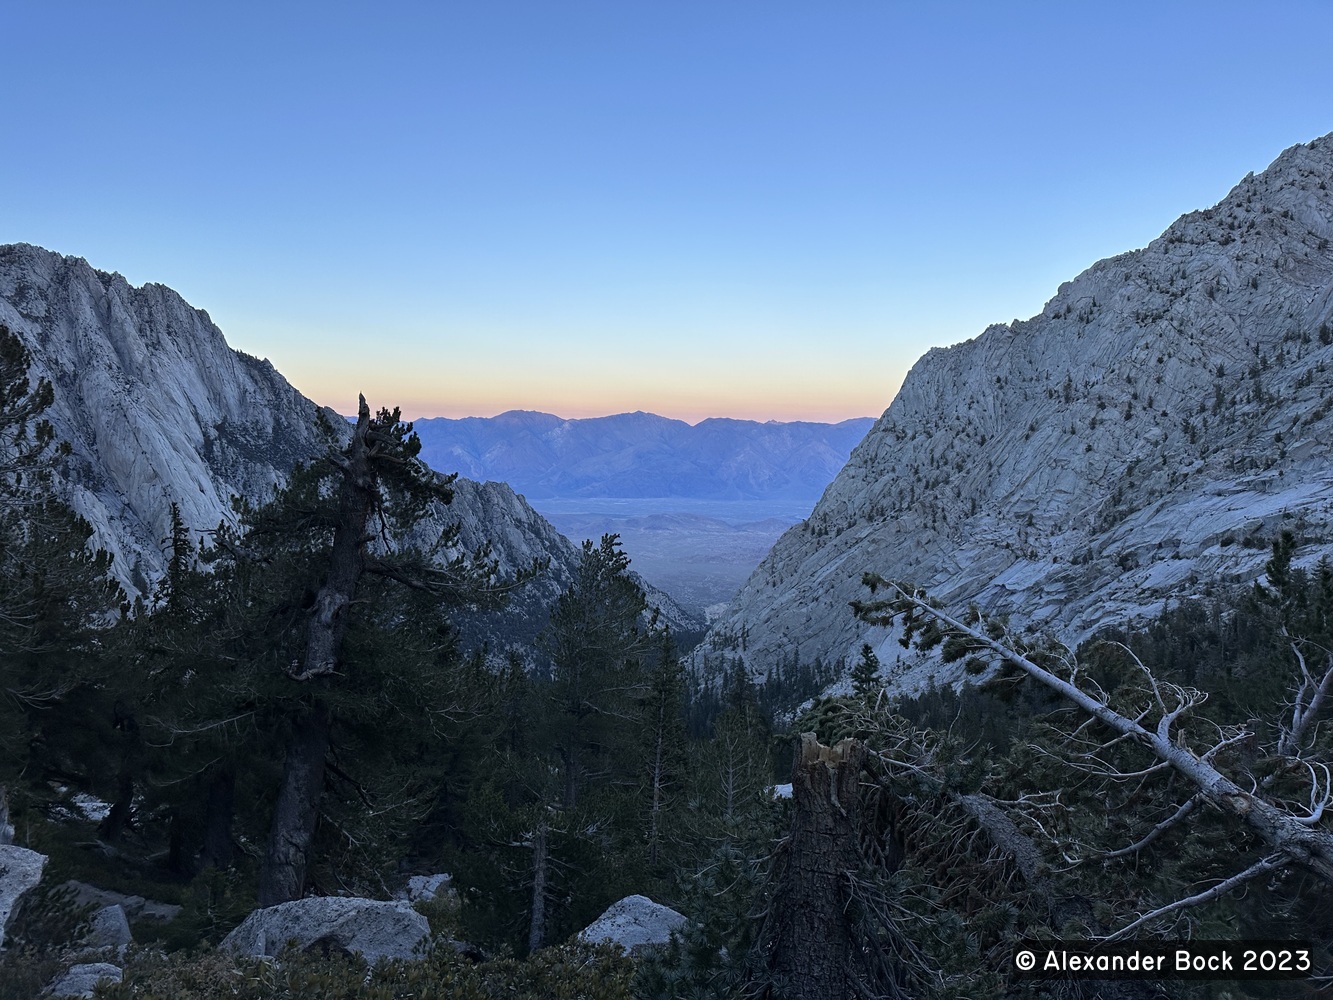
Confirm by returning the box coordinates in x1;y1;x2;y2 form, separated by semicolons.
6;2;1332;422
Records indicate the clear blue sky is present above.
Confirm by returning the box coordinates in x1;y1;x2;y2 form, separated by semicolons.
6;2;1332;421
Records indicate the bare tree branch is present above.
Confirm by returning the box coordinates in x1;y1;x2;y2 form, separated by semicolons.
1102;854;1285;941
1279;631;1333;758
1103;794;1202;859
855;578;1333;885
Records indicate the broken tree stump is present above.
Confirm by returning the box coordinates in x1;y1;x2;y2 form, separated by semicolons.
747;732;870;1000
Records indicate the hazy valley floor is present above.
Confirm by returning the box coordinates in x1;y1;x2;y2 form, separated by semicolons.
529;497;813;617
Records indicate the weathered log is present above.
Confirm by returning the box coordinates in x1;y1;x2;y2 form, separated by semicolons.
877;586;1333;886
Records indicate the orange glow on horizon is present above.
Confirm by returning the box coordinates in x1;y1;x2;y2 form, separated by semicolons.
294;370;905;426
318;392;891;426
270;347;910;427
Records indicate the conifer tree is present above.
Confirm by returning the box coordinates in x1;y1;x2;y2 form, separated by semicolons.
0;325;123;822
141;395;534;906
512;534;663;948
850;642;882;706
639;633;687;872
537;534;657;809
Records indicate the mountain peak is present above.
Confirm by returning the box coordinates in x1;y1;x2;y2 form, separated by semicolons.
0;244;702;643
697;132;1333;699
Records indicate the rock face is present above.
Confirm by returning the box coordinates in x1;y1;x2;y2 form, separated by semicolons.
0;244;331;599
576;894;686;954
45;963;122;998
0;844;46;948
700;134;1333;695
0;244;700;647
61;880;182;924
221;897;430;964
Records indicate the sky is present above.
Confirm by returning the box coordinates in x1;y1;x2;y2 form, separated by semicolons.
5;2;1333;423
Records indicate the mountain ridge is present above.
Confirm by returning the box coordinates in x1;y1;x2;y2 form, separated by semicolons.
697;133;1333;695
412;409;874;502
0;243;700;649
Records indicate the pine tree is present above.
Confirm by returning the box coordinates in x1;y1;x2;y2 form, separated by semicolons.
512;534;664;949
140;395;533;906
639;633;687;873
538;534;657;812
0;325;124;826
850;642;882;706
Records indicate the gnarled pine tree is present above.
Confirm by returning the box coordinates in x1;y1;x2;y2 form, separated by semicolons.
207;395;534;907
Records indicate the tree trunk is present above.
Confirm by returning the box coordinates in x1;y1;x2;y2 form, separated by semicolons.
198;767;236;871
97;771;134;844
527;819;549;953
258;702;331;907
748;733;871;1000
293;397;377;682
560;744;580;811
648;704;666;867
258;398;376;904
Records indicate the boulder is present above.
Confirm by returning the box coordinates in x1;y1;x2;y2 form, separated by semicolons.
577;895;686;955
82;904;132;954
222;897;430;965
60;880;182;923
0;844;47;948
405;873;456;905
45;962;122;998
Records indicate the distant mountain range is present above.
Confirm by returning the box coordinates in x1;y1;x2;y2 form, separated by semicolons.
413;411;875;503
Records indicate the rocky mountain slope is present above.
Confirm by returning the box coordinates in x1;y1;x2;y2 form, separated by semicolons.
0;244;698;650
699;134;1333;693
414;410;873;503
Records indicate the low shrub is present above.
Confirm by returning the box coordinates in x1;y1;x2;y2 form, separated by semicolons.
98;939;635;1000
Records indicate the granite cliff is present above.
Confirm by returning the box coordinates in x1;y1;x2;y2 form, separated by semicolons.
0;244;697;650
699;134;1333;694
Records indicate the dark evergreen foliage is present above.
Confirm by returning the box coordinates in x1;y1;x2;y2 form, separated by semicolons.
0;324;125;836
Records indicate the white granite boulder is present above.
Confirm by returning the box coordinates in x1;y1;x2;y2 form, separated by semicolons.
222;897;430;965
0;844;47;948
577;895;686;955
405;873;455;904
45;963;122;998
45;965;122;1000
82;904;132;954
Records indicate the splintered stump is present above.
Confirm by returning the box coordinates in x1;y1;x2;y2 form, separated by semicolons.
748;733;869;1000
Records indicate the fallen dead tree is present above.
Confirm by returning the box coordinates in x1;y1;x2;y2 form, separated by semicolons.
853;571;1333;936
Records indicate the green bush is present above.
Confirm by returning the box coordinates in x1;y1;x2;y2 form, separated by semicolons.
142;868;254;951
0;945;69;1000
97;939;634;1000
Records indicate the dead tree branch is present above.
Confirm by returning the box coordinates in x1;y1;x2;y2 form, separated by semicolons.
1102;854;1285;941
855;578;1333;886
